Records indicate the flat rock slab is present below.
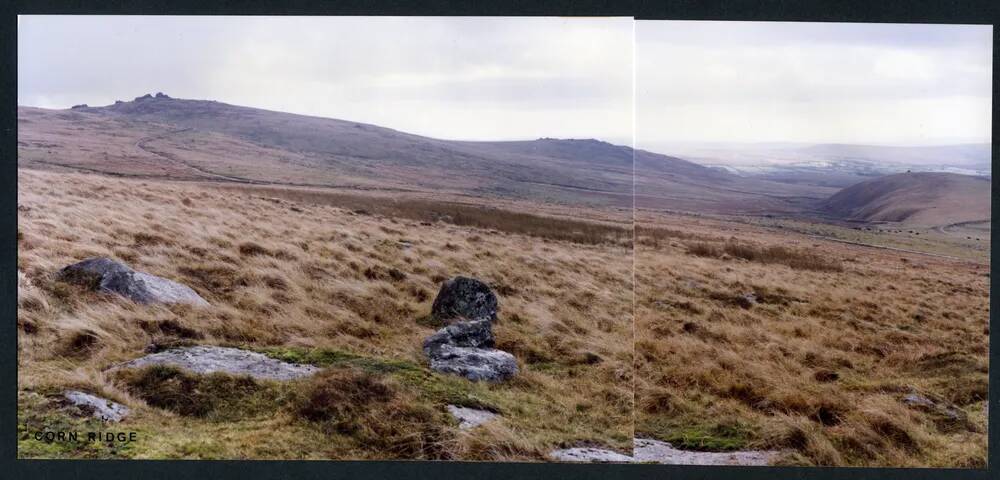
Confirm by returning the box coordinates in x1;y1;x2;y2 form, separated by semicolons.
63;390;130;422
59;257;209;306
446;405;497;429
549;439;779;465
115;346;320;381
633;438;778;466
428;344;518;382
549;447;634;463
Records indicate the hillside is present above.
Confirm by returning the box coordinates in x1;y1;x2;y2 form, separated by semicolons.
636;212;989;467
820;172;991;227
634;149;837;215
17;169;634;460
20;94;846;217
18;95;633;209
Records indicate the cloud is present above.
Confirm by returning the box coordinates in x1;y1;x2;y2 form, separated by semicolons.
637;21;993;147
18;16;633;142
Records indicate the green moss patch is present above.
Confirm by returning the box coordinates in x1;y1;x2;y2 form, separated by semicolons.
114;365;291;421
639;417;757;452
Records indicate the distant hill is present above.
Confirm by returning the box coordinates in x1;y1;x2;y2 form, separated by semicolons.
651;142;991;190
799;143;991;169
634;149;838;215
820;172;991;226
19;94;636;209
21;94;841;215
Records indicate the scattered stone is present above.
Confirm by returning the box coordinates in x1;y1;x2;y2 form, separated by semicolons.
902;393;936;409
58;257;209;306
633;438;779;466
902;393;968;428
736;292;758;308
431;276;498;323
446;404;497;429
428;344;517;383
580;352;603;365
549;447;633;463
813;370;839;383
63;390;129;422
423;319;495;357
113;346;319;381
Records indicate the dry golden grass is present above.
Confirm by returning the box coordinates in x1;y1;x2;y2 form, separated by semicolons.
635;211;989;467
17;168;634;460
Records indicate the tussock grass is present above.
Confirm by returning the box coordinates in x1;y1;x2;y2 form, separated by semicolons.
115;365;289;420
224;185;633;246
17;169;633;460
292;369;452;459
685;240;843;272
636;213;989;467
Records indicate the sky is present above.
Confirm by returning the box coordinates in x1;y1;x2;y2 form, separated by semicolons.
18;16;634;143
637;21;993;153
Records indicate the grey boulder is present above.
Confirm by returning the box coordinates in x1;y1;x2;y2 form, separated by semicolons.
428;344;517;382
431;276;498;323
58;257;209;306
63;390;130;422
423;319;494;357
113;345;320;381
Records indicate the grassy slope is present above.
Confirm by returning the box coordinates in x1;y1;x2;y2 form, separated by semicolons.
635;213;989;467
19;101;634;209
17;169;634;460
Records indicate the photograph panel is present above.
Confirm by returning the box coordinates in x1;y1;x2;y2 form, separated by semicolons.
634;20;991;467
16;15;635;461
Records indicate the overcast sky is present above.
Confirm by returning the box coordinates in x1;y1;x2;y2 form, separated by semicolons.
637;21;993;152
18;16;633;143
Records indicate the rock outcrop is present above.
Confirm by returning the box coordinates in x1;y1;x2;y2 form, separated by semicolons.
63;390;130;422
423;319;494;356
58;257;209;306
431;276;498;323
422;279;517;382
428;344;518;382
113;346;319;381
